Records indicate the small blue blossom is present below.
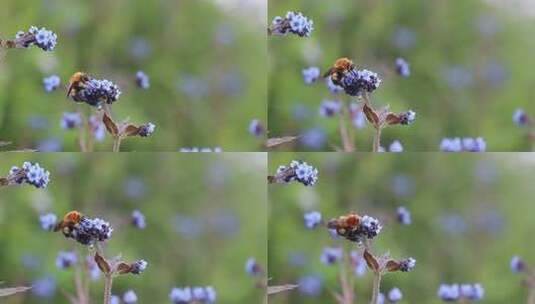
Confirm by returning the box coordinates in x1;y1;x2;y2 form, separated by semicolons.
360;215;382;239
39;213;57;231
437;284;460;301
460;284;484;301
74;78;121;106
395;58;410;77
377;293;386;304
320;247;343;265
110;295;120;304
462;137;486;152
130;259;148;274
350;250;367;277
123;290;138;304
43;75;61;92
179;147;222;153
510;256;525;273
319;99;342;118
513;108;530;127
138;122;156;137
304;211;322;229
245;258;263;277
60;112;83;130
389;140;404;152
341;69;382;96
136;71;150;89
270;11;314;37
170;287;192;303
89;115;106;142
399;110;416;125
302;67;321;84
349;103;366;129
32;276;56;298
298;274;323;297
300;128;326;150
396;206;411;225
15;26;58;51
388;287;403;302
248;119;265;137
56;251;77;269
274;160;319;186
131;210;147;229
399;257;416;272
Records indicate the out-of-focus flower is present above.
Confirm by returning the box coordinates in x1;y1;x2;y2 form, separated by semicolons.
89;115;106;142
302;67;321;84
319;99;342;118
298;274;323;297
437;284;460;301
513;108;530;127
304;211;322;229
245;258;263;277
56;251;77;269
270;11;314;37
248;119;265;138
135;71;150;89
39;213;57;231
179;147;222;153
396;206;411;225
392;27;416;50
123;290;138;304
349;102;366;129
32;277;56;298
60;112;83;130
440;137;486;152
320;247;343;265
388;287;403;302
300;128;326;150
510;256;525;273
43;75;60;92
395;58;410;77
389;140;404;152
131;210;146;229
130;259;148;275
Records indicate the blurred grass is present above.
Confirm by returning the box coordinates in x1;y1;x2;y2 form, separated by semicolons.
268;153;535;303
268;0;535;151
0;0;267;151
0;153;267;303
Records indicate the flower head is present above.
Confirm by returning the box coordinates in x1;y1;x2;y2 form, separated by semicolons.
302;67;321;84
7;162;50;189
513;108;530;127
62;216;113;245
135;71;150;89
248;119;265;138
39;213;57;231
320;247;343;265
270;11;314;37
179;147;223;153
43;75;61;92
388;287;403;302
131;210;146;229
319;99;342;118
341;69;382;96
56;251;77;269
130;259;148;275
440;137;486;152
389;140;404;152
15;26;58;51
510;255;525;273
399;257;416;272
245;258;263;276
89;115;106;142
138;123;156;137
73;78;121;107
437;284;460;301
60;112;83;130
304;211;322;229
396;206;411;225
123;290;138;304
395;58;410;78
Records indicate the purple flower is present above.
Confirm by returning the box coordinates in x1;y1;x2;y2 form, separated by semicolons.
32;277;56;298
395;58;410;77
440;137;486;152
123;290;138;304
43;75;60;92
298;274;323;297
56;251;77;269
39;213;57;231
302;67;321;84
341;69;382;96
360;215;382;239
513;108;530;127
130;259;148;274
437;284;460;301
8;162;50;189
270;11;314;37
399;257;416;272
136;71;150;89
138;122;156;137
510;256;525;273
388;287;403;302
319;99;342;118
131;210;147;229
320;247;343;265
389;140;404;152
245;258;263;276
248;119;265;137
304;211;322;229
460;284;484;301
63;216;113;245
396;206;411;225
60;112;83;130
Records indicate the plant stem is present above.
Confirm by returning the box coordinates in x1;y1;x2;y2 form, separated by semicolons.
339;111;353;152
103;274;113;304
528;288;535;304
112;137;122;152
78;111;87;152
369;271;382;304
373;127;382;152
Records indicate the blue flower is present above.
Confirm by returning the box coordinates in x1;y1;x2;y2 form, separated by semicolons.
136;71;150;89
341;69;382;96
320;247;343;265
131;210;147;229
396;206;411;225
388;287;403;302
39;213;57;231
270;11;314;37
437;284;460;301
395;58;410;77
510;256;525;273
17;26;58;51
440;137;486;152
513;108;530;127
399;257;416;272
56;251;77;269
318;100;342;118
123;290;138;304
302;67;321;84
304;211;322;229
248;119;265;137
298;274;323;297
75;78;121;106
245;258;263;276
389;140;404;153
138;122;156;137
60;112;83;130
8;162;50;188
360;215;382;239
130;259;148;274
43;75;61;92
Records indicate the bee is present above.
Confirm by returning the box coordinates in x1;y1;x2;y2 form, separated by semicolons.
67;72;91;100
327;212;361;235
54;211;84;236
323;57;355;86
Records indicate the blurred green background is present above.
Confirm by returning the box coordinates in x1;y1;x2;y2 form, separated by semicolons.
0;153;267;303
268;153;534;303
268;0;535;151
0;0;266;151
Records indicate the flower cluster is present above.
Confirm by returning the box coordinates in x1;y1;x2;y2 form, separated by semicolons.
245;258;263;277
63;216;113;245
56;251;77;269
60;112;83;130
39;213;58;231
341;69;382;96
303;211;322;229
270;11;314;38
398;257;416;272
273;160;319;186
437;283;484;302
43;75;61;92
73;78;121;107
440;137;486;152
248;119;265;137
179;147;223;153
7;162;50;189
319;99;342;118
131;210;147;229
398;110;416;125
138;123;156;137
395;58;410;78
14;26;58;51
135;71;150;89
302;67;321;84
327;213;382;242
169;286;216;304
130;259;148;275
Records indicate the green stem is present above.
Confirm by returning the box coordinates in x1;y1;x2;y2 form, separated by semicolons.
103;274;113;304
112;137;122;152
528;288;535;304
369;272;382;304
373;127;382;152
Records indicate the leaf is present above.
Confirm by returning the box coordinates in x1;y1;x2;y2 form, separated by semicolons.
385;113;401;125
123;124;140;137
0;286;31;297
362;103;379;126
102;113;119;136
267;284;299;295
94;252;111;274
385;260;401;272
363;250;380;272
265;136;299;148
116;262;132;275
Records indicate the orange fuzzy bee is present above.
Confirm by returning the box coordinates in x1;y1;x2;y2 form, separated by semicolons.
323;57;355;86
67;72;91;100
54;210;84;233
327;213;361;235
